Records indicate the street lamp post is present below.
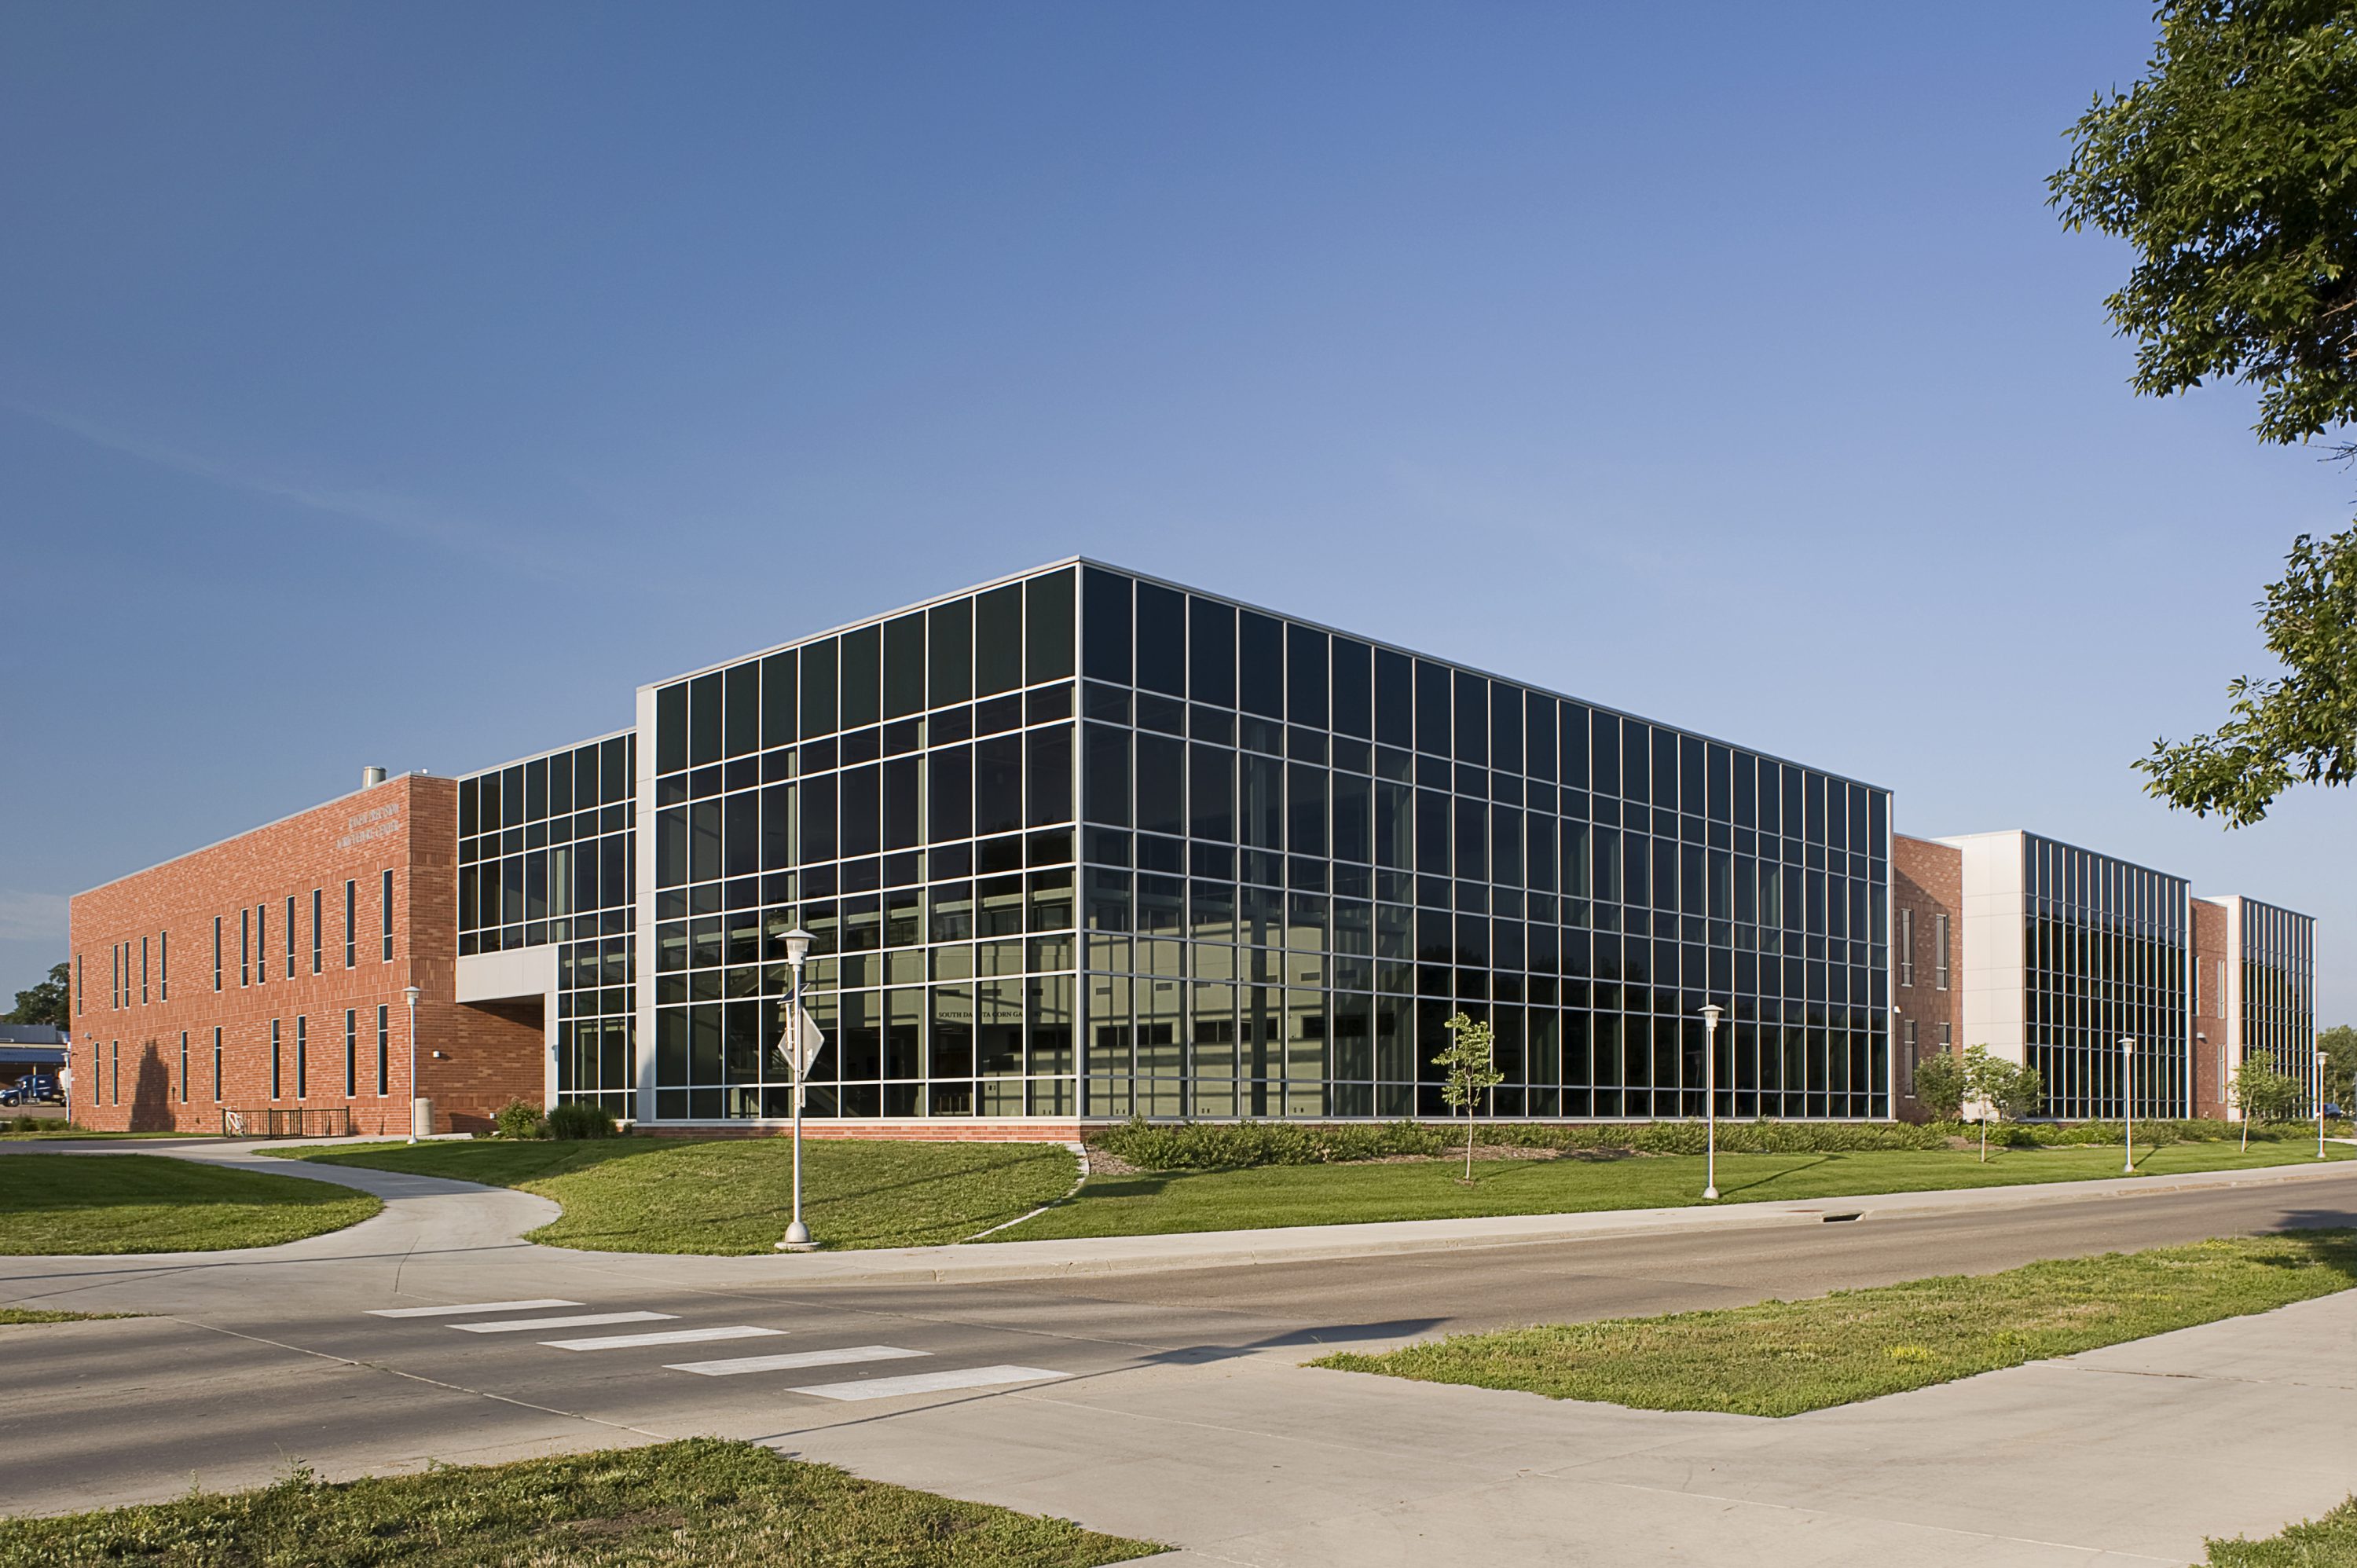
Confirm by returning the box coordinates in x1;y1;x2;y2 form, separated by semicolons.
775;928;816;1251
2319;1047;2330;1161
1699;1003;1722;1200
404;984;422;1143
2119;1035;2135;1175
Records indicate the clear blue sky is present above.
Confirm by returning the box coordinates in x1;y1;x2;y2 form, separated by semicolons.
6;4;2353;1024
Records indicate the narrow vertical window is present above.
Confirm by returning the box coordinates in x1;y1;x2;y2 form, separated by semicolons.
213;1028;223;1101
112;1040;120;1104
382;869;395;961
75;953;82;1014
285;896;295;980
345;1009;357;1097
141;936;149;1004
1934;912;1951;991
270;1020;282;1099
376;1005;390;1097
257;904;267;982
214;917;222;992
344;880;357;968
312;889;323;973
295;1015;307;1100
2217;959;2227;1019
1898;908;1914;986
111;944;119;1009
1901;1018;1917;1090
159;930;168;1001
1940;1021;1952;1049
179;1031;188;1103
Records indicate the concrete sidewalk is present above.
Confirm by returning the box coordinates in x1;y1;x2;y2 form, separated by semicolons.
680;1155;2357;1285
776;1285;2357;1566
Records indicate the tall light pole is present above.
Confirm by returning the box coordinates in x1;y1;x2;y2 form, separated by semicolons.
404;984;422;1143
775;928;816;1251
1699;1003;1722;1200
2119;1035;2135;1174
2319;1047;2330;1161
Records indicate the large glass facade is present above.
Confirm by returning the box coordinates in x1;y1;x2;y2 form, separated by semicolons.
638;561;1893;1123
2020;833;2187;1119
2238;898;2315;1107
456;732;639;1119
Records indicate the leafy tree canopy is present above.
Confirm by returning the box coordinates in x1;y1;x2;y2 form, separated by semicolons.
2135;529;2357;820
5;962;69;1030
2051;1;2357;449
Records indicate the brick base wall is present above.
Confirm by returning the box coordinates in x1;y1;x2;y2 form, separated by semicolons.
638;1120;1083;1143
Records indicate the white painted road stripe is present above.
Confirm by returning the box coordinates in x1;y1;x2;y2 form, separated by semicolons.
790;1365;1070;1401
541;1326;785;1352
667;1345;928;1376
452;1312;674;1335
368;1299;582;1318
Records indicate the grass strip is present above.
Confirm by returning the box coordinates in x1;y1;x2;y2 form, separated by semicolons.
0;1307;132;1324
1001;1140;2355;1242
2205;1493;2357;1566
280;1138;1078;1253
0;1436;1161;1567
0;1155;380;1255
1313;1229;2357;1416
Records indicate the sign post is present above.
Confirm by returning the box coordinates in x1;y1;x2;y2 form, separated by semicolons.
772;929;822;1251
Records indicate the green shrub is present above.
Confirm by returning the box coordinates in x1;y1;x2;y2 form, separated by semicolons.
1092;1117;1949;1171
7;1115;40;1133
492;1099;545;1140
544;1101;618;1141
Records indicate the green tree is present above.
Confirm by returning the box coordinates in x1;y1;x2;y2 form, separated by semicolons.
1432;1012;1505;1181
2050;2;2357;451
1963;1045;2044;1163
1913;1047;1968;1122
5;963;68;1030
2133;530;2357;822
2052;5;2357;822
2232;1055;2308;1146
2319;1024;2356;1112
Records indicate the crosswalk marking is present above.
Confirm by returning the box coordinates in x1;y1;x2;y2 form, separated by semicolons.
368;1299;582;1318
790;1365;1070;1402
666;1345;929;1376
452;1312;675;1335
540;1326;785;1352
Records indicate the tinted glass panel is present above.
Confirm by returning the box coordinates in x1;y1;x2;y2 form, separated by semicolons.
1026;568;1076;683
1238;610;1284;718
883;614;926;718
1190;598;1235;706
1082;568;1131;684
976;584;1023;695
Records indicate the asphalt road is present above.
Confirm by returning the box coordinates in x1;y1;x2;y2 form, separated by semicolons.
6;1156;2355;1519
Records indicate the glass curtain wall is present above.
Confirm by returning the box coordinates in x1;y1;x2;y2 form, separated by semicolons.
2238;899;2315;1106
2020;834;2188;1119
456;733;638;1119
647;570;1080;1121
640;561;1894;1123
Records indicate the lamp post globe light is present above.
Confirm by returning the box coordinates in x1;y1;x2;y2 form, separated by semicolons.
776;927;818;1252
2319;1047;2330;1161
404;984;423;1143
1699;1003;1722;1201
2119;1035;2135;1176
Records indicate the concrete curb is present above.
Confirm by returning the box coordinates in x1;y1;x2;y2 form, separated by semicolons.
747;1156;2357;1285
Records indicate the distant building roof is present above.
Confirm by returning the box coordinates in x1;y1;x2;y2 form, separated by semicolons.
0;1024;65;1046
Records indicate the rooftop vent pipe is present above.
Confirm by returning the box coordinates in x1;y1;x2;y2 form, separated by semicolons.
361;766;388;788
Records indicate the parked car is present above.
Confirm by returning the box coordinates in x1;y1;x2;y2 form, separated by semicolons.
2326;1102;2345;1120
0;1074;62;1107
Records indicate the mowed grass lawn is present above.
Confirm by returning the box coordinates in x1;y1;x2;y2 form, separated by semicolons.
1315;1230;2357;1416
0;1437;1160;1568
996;1139;2357;1241
0;1155;381;1254
283;1138;1078;1252
2205;1493;2357;1567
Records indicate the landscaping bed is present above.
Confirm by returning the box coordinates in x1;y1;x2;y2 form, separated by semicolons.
0;1437;1160;1567
0;1154;382;1255
1314;1229;2357;1416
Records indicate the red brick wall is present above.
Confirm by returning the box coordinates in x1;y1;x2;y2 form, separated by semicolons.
63;774;526;1136
2190;896;2230;1118
1892;834;1964;1120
